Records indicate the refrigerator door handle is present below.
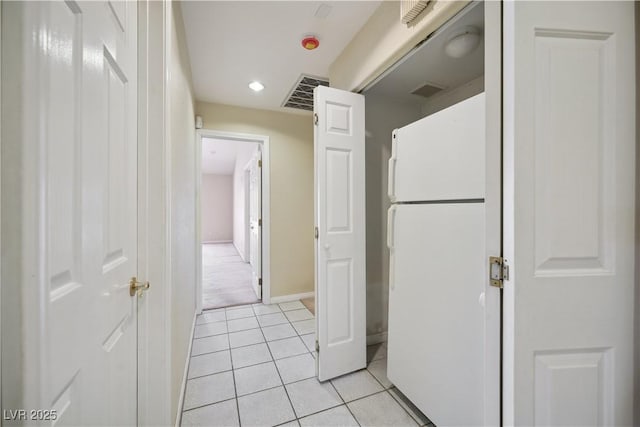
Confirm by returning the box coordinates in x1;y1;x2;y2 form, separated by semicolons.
387;205;397;290
388;135;398;201
387;205;396;250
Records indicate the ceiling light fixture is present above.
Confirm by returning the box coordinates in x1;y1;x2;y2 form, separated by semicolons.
444;26;481;58
249;81;264;92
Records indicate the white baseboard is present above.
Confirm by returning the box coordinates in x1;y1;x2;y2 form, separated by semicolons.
269;291;314;304
366;332;388;345
233;241;247;262
175;311;197;427
201;240;232;244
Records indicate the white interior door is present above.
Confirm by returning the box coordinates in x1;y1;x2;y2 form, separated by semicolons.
314;85;366;381
503;2;635;425
2;1;139;424
249;150;262;299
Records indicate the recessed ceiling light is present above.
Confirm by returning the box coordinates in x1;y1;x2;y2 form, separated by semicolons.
249;81;264;92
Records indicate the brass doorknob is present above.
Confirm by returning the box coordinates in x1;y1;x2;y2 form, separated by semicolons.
130;277;150;296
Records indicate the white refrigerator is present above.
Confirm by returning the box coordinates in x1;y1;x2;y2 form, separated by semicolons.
386;93;486;426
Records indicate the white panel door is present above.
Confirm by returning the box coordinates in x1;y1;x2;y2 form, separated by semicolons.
314;86;366;381
387;203;485;426
2;1;138;424
503;2;635;425
249;150;262;299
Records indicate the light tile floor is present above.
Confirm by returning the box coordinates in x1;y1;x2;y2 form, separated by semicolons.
181;301;434;427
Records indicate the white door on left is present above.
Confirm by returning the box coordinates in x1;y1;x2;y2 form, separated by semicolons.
2;1;139;425
249;150;262;299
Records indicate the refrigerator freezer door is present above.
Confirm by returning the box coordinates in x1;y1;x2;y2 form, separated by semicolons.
389;93;485;203
387;202;485;426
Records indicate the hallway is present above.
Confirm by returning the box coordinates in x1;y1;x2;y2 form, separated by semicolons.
181;301;432;427
203;243;260;309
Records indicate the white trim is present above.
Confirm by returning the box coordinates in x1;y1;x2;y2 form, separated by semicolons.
233;241;246;262
201;240;232;244
269;291;315;304
196;129;272;308
174;312;197;427
137;2;172;426
243;166;251;262
0;0;3;405
366;332;388;346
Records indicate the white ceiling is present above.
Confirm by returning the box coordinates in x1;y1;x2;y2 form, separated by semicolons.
364;2;484;106
181;1;381;114
201;137;258;175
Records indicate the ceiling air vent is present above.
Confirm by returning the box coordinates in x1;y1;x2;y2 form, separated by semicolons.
411;82;445;98
401;0;430;25
283;74;329;111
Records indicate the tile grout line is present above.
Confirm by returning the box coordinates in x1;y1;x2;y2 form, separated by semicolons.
327;375;362;427
383;389;421;427
251;304;299;425
181;377;394;417
191;302;337;424
189;341;314;380
226;331;242;427
386;387;432;426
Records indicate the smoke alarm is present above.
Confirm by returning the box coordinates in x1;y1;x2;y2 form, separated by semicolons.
301;36;319;50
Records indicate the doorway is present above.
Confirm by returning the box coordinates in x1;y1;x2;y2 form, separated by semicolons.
196;130;272;312
313;1;499;425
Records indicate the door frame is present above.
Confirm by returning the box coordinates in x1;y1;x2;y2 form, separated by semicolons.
136;1;172;425
195;129;271;312
243;166;251;262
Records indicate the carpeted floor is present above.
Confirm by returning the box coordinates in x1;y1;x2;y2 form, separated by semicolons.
202;243;260;309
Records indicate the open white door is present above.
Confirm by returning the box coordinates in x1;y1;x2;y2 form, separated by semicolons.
503;2;635;424
2;1;139;424
249;150;262;299
314;85;366;381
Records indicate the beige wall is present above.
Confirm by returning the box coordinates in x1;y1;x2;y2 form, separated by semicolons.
364;94;423;337
201;174;233;242
329;1;468;92
196;102;314;298
167;1;196;421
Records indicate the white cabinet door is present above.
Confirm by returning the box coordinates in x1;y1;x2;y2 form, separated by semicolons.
503;2;635;425
314;86;366;381
249;150;262;299
2;1;138;424
387;203;485;426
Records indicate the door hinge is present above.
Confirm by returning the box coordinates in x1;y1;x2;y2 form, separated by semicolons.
258;278;262;286
314;226;319;239
258;159;262;168
314;113;318;126
258;218;262;226
315;340;319;353
489;256;509;288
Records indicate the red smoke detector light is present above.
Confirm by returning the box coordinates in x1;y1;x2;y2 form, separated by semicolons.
302;36;320;50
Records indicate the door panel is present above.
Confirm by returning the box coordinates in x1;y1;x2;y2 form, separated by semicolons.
249;151;262;299
389;93;485;203
503;2;635;424
2;1;138;424
387;203;485;426
314;86;366;381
